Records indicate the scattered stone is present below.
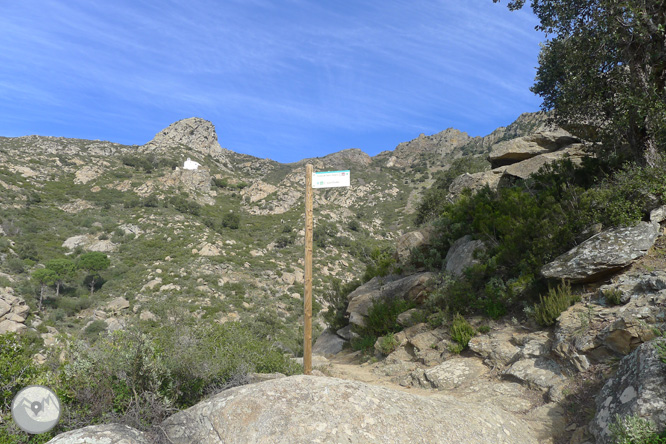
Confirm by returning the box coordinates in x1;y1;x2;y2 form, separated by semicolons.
0;319;27;334
598;315;658;355
503;358;567;402
489;129;579;168
140;278;162;292
106;297;130;313
159;283;181;292
396;307;423;327
469;331;521;369
448;169;505;200
139;310;157;322
394;229;432;263
198;243;221;256
407;358;489;390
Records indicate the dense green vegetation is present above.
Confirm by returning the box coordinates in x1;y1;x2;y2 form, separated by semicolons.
413;158;666;317
0;323;301;442
494;0;666;166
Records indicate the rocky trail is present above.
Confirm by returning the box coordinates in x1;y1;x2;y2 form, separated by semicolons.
318;346;570;444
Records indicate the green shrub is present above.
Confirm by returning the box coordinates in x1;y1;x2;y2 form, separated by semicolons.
82;320;108;343
450;313;475;352
7;257;25;274
362;247;397;282
222;212;240;229
0;333;43;412
213;177;229;188
604;288;624;306
414;158;666;316
533;281;577;327
322;279;361;331
378;333;399;355
62;329;174;429
351;335;376;352
154;321;301;408
609;413;666;444
364;297;414;338
656;338;666;367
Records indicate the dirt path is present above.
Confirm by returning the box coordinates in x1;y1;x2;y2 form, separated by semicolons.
315;350;568;444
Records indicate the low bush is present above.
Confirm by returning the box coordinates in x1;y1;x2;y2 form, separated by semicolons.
377;333;399;355
82;319;108;343
0;333;43;412
351;335;376;351
154;321;301;408
414;158;666;317
363;297;414;339
604;288;624;306
609;413;666;444
533;281;577;327
322;278;361;331
449;313;475;353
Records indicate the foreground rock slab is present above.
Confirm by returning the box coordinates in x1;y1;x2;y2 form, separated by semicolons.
162;375;538;444
47;423;150;444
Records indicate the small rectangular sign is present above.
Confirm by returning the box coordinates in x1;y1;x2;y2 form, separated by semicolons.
312;170;350;189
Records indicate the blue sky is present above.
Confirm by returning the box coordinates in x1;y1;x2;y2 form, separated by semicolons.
0;1;543;163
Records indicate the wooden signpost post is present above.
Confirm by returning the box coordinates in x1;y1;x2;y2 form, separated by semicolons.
303;165;350;374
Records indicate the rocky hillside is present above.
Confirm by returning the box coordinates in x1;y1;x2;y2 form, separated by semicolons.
0;113;548;350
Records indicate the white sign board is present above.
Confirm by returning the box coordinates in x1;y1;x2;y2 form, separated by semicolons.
312;170;350;189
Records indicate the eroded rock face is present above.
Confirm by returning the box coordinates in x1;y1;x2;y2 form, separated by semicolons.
161;375;539;444
541;222;660;283
590;338;666;444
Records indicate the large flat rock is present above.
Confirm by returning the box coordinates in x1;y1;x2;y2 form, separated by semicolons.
489;129;579;168
541;222;659;283
162;375;539;444
47;424;150;444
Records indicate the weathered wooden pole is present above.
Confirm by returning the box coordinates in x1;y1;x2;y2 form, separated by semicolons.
304;164;314;375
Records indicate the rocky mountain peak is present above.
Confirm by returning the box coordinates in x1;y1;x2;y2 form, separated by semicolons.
145;117;222;157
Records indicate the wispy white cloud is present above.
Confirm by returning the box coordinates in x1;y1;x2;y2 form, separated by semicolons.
0;0;544;160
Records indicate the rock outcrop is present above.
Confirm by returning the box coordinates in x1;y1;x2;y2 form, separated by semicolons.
346;273;436;328
394;228;432;264
590;338;666;444
488;129;580;168
160;375;538;444
541;222;660;283
145;117;223;157
312;328;346;357
0;288;29;334
449;126;587;201
444;235;486;277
